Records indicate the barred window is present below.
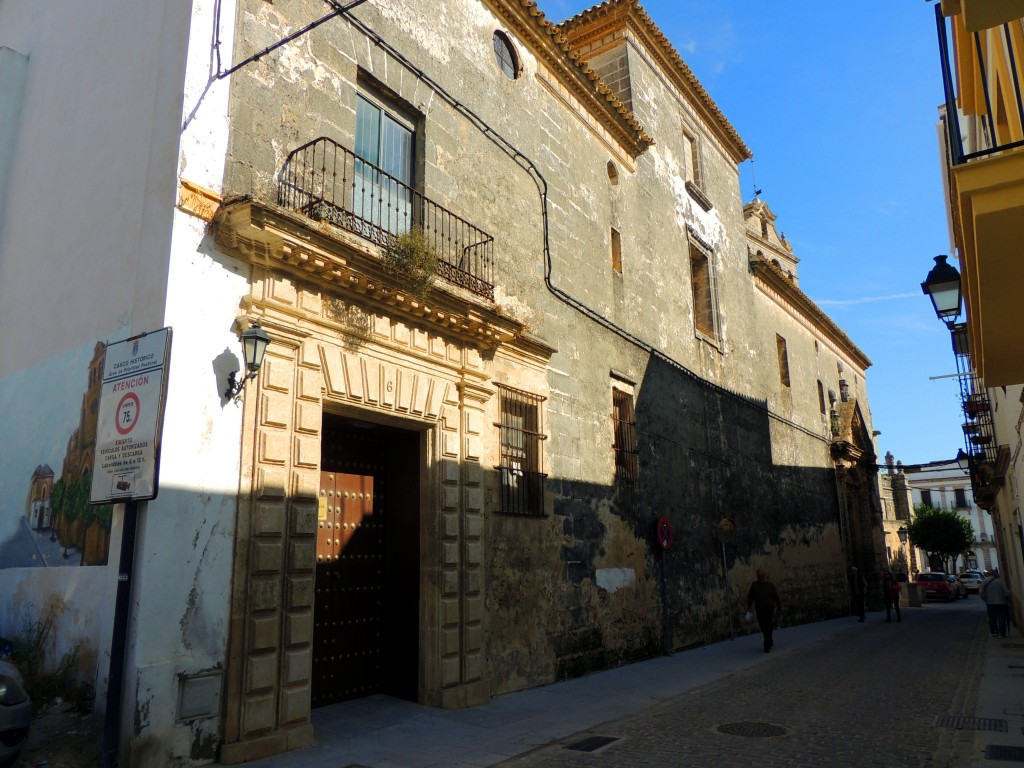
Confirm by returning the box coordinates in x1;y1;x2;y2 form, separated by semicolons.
612;389;638;482
497;385;546;516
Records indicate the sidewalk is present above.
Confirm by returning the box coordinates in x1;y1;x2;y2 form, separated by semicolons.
972;627;1024;767
250;617;861;768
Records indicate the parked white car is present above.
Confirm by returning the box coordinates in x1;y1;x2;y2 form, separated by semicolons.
959;570;986;594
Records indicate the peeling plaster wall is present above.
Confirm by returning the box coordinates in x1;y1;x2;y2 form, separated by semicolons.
123;0;246;764
221;0;871;706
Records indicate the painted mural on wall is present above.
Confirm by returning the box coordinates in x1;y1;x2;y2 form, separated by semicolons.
0;340;113;568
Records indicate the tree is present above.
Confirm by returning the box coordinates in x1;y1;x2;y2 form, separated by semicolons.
907;503;975;574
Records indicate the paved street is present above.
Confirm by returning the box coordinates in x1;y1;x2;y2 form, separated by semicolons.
501;600;989;768
254;597;1023;768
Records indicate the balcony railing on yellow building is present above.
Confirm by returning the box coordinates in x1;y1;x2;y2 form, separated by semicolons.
935;5;1024;166
278;137;495;300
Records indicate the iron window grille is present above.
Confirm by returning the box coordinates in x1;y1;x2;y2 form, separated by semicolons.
612;389;638;483
496;384;546;516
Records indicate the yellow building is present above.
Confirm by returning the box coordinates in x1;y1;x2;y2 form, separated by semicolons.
933;0;1024;629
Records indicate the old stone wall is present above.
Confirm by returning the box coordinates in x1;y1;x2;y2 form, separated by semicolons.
222;0;869;709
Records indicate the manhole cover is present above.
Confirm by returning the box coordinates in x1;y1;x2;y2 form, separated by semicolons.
565;735;619;752
717;722;787;738
935;715;1008;732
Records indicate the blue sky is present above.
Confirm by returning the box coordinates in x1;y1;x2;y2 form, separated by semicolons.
548;0;963;466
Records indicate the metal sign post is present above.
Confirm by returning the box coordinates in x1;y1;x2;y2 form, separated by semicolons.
91;329;172;768
655;517;673;654
716;518;737;640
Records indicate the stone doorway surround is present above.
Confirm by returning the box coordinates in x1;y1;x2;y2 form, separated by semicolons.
211;195;551;763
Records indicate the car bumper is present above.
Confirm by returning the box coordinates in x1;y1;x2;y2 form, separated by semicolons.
0;697;33;760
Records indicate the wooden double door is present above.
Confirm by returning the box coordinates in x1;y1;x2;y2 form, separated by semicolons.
312;415;420;707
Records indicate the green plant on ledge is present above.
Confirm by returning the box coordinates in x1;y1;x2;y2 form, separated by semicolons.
381;228;439;297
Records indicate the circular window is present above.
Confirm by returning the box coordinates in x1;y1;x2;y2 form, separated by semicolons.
493;31;520;79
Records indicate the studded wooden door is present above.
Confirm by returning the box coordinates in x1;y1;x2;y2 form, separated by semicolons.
313;470;384;706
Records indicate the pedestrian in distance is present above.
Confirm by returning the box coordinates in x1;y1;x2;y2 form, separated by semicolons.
980;569;1012;638
746;568;782;653
882;569;902;623
850;566;867;622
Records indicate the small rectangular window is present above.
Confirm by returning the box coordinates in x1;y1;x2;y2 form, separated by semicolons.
776;335;791;388
688;233;718;341
954;488;968;508
684;130;703;189
611;227;622;274
817;380;826;414
497;385;546;516
683;129;712;210
921;490;933;508
612;389;638;482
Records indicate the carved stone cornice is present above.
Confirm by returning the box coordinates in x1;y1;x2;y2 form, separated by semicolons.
213;198;527;351
482;0;653;157
559;0;751;164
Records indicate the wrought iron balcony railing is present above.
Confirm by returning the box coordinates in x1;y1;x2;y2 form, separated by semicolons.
278;137;495;300
935;4;1024;166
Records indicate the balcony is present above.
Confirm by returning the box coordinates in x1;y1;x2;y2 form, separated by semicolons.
278;137;495;300
935;5;1024;386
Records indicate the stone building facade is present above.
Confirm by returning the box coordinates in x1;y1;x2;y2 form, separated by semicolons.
0;0;883;764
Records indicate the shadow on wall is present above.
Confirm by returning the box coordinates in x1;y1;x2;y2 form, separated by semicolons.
487;351;850;686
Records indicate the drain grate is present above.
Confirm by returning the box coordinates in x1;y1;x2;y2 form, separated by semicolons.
566;736;619;752
717;722;787;738
935;715;1008;732
985;745;1024;761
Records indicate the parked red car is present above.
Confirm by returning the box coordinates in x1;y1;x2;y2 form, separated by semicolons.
917;572;957;602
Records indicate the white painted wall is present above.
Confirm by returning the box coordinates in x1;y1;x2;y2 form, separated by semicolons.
120;0;245;762
0;0;190;374
0;0;238;764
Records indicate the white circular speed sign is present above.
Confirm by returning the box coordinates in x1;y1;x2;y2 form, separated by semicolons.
115;392;141;435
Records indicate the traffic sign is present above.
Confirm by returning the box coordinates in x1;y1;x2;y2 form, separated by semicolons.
656;517;673;550
91;328;172;504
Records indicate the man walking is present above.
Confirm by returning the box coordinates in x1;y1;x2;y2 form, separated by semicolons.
747;568;782;653
981;569;1011;637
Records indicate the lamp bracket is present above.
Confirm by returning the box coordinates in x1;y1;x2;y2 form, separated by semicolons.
224;370;256;400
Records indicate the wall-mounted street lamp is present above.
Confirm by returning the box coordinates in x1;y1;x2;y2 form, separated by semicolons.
224;321;270;399
897;526;908;544
921;254;963;326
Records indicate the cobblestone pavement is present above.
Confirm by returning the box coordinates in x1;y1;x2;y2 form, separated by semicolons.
499;606;988;768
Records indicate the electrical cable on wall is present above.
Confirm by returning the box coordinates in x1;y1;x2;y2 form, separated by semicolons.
214;0;840;448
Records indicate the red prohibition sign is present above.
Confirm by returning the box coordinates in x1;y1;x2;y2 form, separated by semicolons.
656;517;673;550
115;392;141;436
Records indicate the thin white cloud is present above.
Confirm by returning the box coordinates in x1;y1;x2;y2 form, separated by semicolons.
814;292;919;307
